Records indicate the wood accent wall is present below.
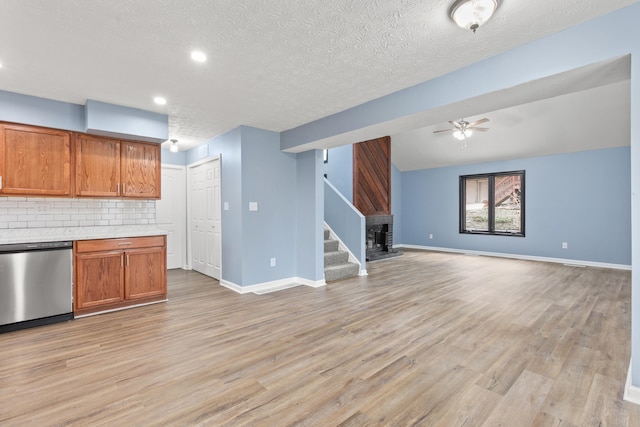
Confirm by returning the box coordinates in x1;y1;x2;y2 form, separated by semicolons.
353;136;391;216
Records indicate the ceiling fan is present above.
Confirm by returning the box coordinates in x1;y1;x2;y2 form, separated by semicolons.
433;118;490;146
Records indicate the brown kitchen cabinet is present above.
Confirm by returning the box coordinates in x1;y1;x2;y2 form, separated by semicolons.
121;141;161;198
75;135;160;198
74;235;167;316
0;123;73;196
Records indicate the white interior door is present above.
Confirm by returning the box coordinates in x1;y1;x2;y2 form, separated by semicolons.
189;158;221;279
156;165;186;269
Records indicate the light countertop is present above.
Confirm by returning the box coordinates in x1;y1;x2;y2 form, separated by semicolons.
0;225;168;245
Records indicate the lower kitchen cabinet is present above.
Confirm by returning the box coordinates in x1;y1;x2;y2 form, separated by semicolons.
74;235;166;316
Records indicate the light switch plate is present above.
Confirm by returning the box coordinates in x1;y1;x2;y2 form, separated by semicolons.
224;202;229;211
249;202;258;211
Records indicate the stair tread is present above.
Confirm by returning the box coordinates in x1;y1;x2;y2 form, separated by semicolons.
325;262;358;270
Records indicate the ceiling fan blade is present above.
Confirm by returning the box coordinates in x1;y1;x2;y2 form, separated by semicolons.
469;127;489;132
468;118;489;126
433;129;455;134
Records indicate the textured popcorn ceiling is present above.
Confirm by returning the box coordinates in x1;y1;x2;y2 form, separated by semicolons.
0;0;637;152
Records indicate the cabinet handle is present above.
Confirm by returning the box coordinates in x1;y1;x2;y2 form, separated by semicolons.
126;254;129;267
0;176;2;189
117;183;120;194
121;254;124;267
117;242;133;245
122;183;126;194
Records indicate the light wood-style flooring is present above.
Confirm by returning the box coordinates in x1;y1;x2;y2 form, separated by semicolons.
1;250;639;426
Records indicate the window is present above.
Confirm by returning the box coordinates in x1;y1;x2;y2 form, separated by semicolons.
460;170;525;236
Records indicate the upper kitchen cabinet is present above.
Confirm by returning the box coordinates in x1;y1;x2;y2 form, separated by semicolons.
0;123;73;196
121;141;160;198
76;135;160;199
75;134;120;197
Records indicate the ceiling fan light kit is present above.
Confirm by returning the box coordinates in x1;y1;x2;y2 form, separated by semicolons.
450;0;499;33
433;118;490;148
453;129;473;141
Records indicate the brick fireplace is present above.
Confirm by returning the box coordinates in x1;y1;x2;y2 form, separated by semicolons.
366;215;401;261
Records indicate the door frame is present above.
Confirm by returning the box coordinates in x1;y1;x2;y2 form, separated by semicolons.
186;155;222;277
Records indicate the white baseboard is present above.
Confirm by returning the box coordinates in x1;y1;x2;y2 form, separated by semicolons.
395;244;631;271
220;277;326;295
625;360;640;405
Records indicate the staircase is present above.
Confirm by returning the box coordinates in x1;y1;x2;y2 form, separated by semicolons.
324;228;359;282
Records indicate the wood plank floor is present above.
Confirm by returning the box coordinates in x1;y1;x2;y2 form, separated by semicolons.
1;250;639;426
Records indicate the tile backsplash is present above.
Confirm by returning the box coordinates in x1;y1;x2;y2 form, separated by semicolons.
0;197;156;229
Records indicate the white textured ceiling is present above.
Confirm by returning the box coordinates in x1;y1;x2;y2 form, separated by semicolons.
0;0;637;153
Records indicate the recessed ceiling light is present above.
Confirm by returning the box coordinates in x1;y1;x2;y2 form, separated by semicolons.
154;96;167;105
191;50;207;63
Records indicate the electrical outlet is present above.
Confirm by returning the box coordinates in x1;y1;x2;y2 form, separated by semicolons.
429;234;433;240
270;257;276;267
562;242;568;249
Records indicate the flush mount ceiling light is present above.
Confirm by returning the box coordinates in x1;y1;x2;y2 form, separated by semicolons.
169;139;179;153
450;0;499;33
154;96;167;105
190;50;207;62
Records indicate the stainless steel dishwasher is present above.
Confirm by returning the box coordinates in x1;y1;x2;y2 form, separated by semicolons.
0;241;73;333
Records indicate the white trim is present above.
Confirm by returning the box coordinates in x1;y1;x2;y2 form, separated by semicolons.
74;299;168;318
394;244;631;270
188;154;221;169
220;277;326;295
625;360;640;405
324;222;366;275
160;163;186;170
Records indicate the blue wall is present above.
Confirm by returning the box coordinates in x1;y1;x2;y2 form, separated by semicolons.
240;126;298;285
0;90;85;131
161;149;187;165
185;126;302;286
296;150;324;282
85;99;168;143
323;144;353;202
0;90;168;142
400;147;631;265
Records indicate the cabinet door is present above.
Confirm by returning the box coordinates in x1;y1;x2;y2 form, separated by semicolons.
75;135;121;197
0;123;72;195
75;251;124;309
121;142;160;198
124;246;167;300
